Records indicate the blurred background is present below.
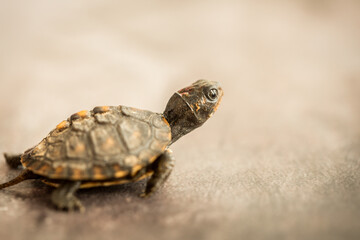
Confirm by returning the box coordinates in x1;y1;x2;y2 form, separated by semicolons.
0;1;359;239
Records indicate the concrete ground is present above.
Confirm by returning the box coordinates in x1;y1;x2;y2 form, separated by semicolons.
0;1;360;239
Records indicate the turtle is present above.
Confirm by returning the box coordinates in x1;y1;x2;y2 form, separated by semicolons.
0;79;223;211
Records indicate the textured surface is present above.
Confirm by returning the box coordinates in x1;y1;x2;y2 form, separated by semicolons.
0;1;360;240
22;105;170;180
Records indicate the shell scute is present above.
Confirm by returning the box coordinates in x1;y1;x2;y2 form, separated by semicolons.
117;118;151;151
53;165;68;178
94;107;120;124
93;106;110;114
90;125;125;157
45;143;64;161
31;139;47;157
139;149;156;164
23;105;171;181
150;140;165;152
94;112;119;124
71;117;96;132
155;128;172;142
152;115;168;128
65;133;89;159
121;106;153;121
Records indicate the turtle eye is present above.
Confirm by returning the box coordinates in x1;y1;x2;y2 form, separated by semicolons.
206;88;218;101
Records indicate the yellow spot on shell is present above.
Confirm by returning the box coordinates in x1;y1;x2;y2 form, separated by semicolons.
56;120;68;130
72;169;84;180
101;137;115;150
149;155;158;164
77;110;88;118
101;106;109;112
112;164;128;178
106;137;114;145
75;143;86;153
37;164;49;173
124;155;139;166
54;166;64;177
93;166;106;180
131;164;143;176
93;106;110;114
114;170;128;178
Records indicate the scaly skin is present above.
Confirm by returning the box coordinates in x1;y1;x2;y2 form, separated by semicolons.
141;149;175;198
51;181;84;212
0;79;223;211
3;153;22;169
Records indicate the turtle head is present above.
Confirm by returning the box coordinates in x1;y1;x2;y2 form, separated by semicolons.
164;79;223;144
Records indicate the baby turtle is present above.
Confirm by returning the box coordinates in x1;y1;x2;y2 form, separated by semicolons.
0;79;223;211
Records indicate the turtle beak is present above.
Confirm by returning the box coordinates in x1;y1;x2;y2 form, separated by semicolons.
210;86;223;117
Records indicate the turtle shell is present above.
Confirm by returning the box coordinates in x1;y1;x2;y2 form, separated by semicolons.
21;105;171;181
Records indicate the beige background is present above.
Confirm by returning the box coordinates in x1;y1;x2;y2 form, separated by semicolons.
0;1;360;239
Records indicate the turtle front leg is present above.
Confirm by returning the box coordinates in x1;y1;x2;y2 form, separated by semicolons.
3;153;22;169
51;181;84;212
141;149;175;198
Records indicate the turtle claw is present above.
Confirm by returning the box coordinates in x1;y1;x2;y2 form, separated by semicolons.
51;181;84;212
139;192;150;198
139;187;157;198
66;197;85;213
53;195;85;212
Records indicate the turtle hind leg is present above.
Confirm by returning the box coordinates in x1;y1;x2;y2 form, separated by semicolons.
141;149;175;198
51;181;84;212
0;169;38;190
4;153;23;169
